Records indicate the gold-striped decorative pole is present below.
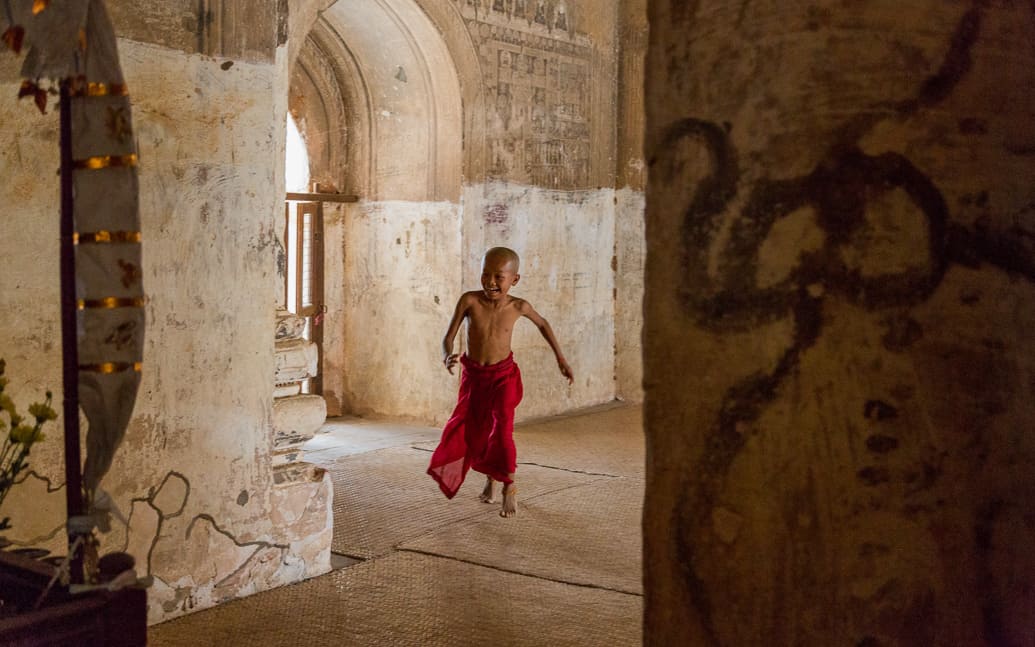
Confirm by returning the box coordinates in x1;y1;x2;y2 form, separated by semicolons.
4;0;145;589
11;0;146;586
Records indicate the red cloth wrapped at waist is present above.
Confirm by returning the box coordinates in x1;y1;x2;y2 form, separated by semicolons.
427;353;523;499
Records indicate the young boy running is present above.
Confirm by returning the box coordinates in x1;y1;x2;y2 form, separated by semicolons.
427;246;573;517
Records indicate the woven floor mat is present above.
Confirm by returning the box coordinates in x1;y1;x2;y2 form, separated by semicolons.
148;552;642;647
304;416;441;464
330;446;597;559
400;476;643;594
413;404;644;478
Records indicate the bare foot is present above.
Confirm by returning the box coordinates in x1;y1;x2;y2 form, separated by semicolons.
479;476;496;503
500;484;517;518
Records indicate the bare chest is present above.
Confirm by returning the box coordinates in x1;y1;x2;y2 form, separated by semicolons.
466;305;521;340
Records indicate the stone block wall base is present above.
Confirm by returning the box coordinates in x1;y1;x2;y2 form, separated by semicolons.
271;464;333;580
273;394;327;447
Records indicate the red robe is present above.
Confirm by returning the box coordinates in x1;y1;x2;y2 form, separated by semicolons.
427;353;523;499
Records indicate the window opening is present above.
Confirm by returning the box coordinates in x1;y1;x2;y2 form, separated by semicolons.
282;113;358;396
284;113;321;394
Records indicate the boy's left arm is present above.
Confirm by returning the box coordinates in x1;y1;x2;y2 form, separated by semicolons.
518;300;574;384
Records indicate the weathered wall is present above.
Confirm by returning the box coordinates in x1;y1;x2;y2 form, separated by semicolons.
645;2;1035;645
0;3;331;624
448;0;629;416
455;0;617;189
107;0;285;63
335;182;618;421
338;200;463;420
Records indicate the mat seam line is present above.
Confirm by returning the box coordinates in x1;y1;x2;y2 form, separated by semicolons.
393;547;644;598
408;446;627;478
515;461;622;477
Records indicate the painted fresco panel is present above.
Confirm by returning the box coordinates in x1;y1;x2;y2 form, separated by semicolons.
455;0;593;189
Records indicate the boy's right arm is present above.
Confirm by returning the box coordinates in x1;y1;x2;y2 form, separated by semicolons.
442;293;471;374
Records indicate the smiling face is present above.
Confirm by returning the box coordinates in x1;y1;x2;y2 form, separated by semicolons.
480;251;520;301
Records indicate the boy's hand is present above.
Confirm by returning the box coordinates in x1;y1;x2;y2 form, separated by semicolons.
559;359;574;385
444;353;459;374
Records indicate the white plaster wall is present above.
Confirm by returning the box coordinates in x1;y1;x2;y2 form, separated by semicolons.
124;43;276;618
615;187;645;402
0;40;330;623
462;182;617;420
116;43;331;622
336;184;617;423
338;200;463;421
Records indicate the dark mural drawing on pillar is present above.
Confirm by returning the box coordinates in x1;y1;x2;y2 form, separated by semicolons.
651;3;1034;644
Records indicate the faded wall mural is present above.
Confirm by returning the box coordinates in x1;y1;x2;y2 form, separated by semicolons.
455;0;594;189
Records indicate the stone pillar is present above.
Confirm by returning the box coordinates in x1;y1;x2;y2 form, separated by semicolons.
644;2;1035;645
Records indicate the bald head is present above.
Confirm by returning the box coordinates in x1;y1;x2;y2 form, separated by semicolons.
484;246;520;272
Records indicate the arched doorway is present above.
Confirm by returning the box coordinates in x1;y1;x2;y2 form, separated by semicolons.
285;0;465;418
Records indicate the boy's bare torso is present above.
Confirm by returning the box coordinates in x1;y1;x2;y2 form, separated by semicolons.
461;290;525;366
441;250;571;382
